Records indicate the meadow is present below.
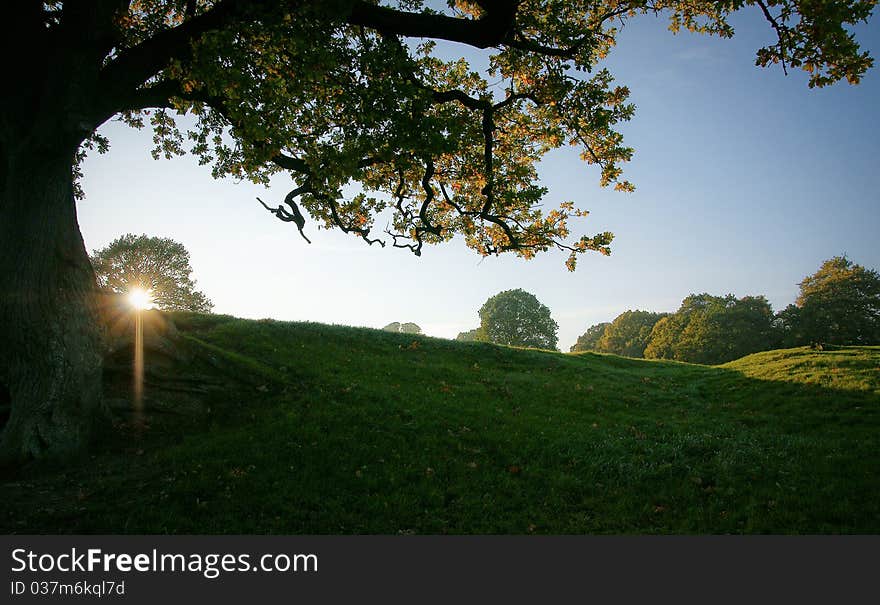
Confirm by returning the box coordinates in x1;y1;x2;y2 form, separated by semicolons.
2;312;877;534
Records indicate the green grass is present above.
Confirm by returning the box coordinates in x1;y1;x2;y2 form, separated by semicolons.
2;313;878;534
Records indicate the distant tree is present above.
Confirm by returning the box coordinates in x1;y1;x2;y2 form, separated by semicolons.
643;315;686;361
645;293;775;364
400;322;422;334
383;322;422;335
456;328;485;342
678;296;775;364
570;322;610;352
780;257;880;346
774;304;807;348
644;293;723;361
478;289;558;350
595;311;666;357
91;234;213;312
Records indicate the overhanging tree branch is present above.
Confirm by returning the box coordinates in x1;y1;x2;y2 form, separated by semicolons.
101;0;522;115
99;0;244;106
257;187;311;243
347;0;519;48
755;0;790;75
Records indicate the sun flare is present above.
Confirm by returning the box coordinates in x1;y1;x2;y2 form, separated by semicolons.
128;287;153;311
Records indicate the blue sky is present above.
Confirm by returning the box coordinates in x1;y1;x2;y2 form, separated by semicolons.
78;9;880;350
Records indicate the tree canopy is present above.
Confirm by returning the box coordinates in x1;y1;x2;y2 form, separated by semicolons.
383;321;423;334
456;328;485;342
61;0;877;269
91;234;214;312
644;293;776;364
778;256;880;346
570;322;610;352
595;310;666;358
478;288;558;349
571;311;666;357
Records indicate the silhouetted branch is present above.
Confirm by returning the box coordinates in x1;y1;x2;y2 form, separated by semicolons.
756;0;790;75
256;193;311;243
347;0;518;48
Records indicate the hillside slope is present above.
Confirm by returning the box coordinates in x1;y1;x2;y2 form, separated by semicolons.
725;346;880;393
2;313;878;533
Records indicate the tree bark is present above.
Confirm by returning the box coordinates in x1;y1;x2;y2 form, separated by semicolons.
0;143;107;464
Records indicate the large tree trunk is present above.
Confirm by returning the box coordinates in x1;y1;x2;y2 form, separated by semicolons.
0;143;107;464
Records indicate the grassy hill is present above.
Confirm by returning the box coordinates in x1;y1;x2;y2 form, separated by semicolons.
2;313;878;534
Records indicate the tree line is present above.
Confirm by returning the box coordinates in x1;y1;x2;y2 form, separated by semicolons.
93;238;879;366
572;257;880;364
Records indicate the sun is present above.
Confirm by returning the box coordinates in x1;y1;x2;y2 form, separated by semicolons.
128;287;154;311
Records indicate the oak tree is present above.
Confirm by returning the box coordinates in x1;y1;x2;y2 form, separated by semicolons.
383;321;423;334
595;310;666;358
644;293;776;364
0;1;874;461
570;322;609;353
455;327;484;342
91;234;214;312
596;311;666;357
778;257;880;346
478;288;558;349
